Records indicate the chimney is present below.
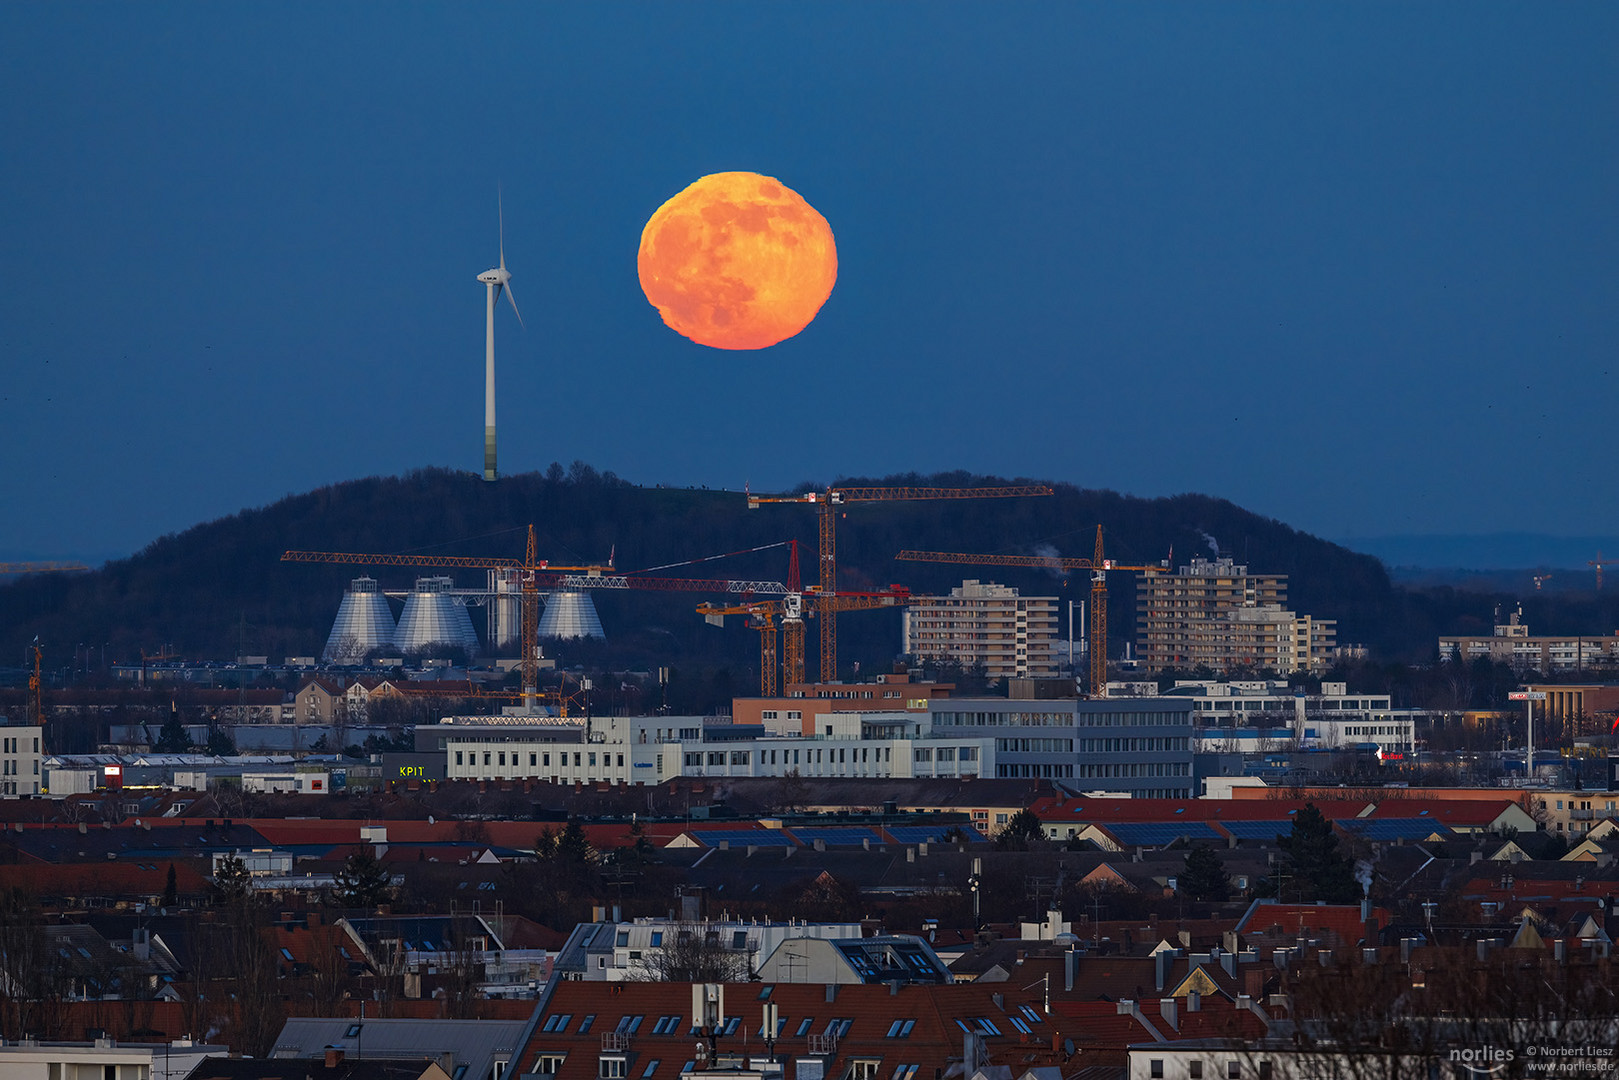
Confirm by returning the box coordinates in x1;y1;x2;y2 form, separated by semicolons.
612;905;622;923
1222;930;1239;954
1065;948;1078;993
325;1049;346;1068
1187;990;1201;1012
1554;939;1566;964
1115;998;1139;1017
1155;950;1172;991
1400;937;1413;964
1242;965;1263;999
1236;993;1251;1012
825;984;837;1003
1220;951;1235;977
1159;997;1178;1031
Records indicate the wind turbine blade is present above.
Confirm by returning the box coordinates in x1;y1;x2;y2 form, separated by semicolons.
505;281;525;329
499;186;506;272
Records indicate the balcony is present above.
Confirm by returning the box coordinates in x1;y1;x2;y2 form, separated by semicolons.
1570;809;1595;821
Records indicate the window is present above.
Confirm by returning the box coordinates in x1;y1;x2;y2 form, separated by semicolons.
1017;1005;1042;1025
616;931;630;948
828;1018;853;1038
579;1015;596;1034
652;1015;681;1035
1228;1063;1241;1080
601;1057;627;1079
1258;1064;1272;1080
885;1019;915;1038
796;1018;815;1037
642;1062;660;1078
533;1056;566;1077
651;932;664;947
542;1014;572;1033
1190;1063;1203;1080
346;1024;363;1038
893;1068;918;1080
851;1062;880;1080
1151;1062;1164;1080
721;1017;741;1036
617;1015;644;1034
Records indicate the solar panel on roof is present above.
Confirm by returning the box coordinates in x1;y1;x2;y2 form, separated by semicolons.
1214;820;1294;841
1338;819;1453;841
1104;822;1221;846
786;827;881;845
691;830;797;847
886;825;984;844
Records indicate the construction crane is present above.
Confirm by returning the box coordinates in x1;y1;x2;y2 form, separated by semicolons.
1591;552;1612;591
0;561;89;574
698;588;914;696
284;526;609;709
26;639;44;726
1533;574;1553;591
747;483;1052;681
895;525;1164;698
283;529;790;707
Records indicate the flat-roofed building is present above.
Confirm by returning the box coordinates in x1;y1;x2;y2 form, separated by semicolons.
903;580;1059;678
1136;557;1337;674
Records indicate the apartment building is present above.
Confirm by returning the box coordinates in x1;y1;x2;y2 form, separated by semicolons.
1136;557;1337;674
1439;609;1619;674
902;579;1059;678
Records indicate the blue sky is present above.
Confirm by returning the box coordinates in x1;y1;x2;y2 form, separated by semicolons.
2;3;1614;562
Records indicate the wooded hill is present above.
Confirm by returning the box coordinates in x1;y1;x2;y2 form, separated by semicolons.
4;464;1615;686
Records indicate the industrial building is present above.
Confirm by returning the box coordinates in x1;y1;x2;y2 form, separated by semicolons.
1;723;44;797
321;576;396;663
901;579;1059;678
394;575;482;656
1136;556;1338;674
418;692;1196;797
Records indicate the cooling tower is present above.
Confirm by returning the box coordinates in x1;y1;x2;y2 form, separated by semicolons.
322;576;397;664
394;576;482;656
537;590;606;640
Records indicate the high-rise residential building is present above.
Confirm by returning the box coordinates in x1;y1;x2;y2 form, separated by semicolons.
1135;556;1337;674
902;580;1059;679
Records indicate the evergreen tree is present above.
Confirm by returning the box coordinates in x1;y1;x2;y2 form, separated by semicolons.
162;863;178;908
1277;802;1361;903
206;728;236;756
332;847;392;909
152;707;190;753
1179;843;1232;902
214;854;252;905
994;808;1046;850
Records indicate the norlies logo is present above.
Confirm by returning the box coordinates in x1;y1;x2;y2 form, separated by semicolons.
1452;1048;1515;1076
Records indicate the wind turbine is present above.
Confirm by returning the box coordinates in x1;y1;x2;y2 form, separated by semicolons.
477;192;523;481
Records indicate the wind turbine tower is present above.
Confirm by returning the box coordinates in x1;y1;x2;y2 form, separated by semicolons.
477;194;523;481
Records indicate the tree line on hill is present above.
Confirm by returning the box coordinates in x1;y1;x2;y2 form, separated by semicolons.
4;464;1617;697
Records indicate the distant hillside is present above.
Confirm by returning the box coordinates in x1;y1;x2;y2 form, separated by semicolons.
3;465;1613;682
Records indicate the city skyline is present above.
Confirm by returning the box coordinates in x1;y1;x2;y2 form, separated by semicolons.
2;4;1614;563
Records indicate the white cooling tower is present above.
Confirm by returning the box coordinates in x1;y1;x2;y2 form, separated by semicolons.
394;576;482;656
322;576;397;664
537;590;606;640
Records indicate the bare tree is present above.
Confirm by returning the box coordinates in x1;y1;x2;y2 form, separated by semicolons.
627;925;751;982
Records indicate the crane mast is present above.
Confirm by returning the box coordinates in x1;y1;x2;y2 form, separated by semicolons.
895;525;1163;697
748;483;1052;681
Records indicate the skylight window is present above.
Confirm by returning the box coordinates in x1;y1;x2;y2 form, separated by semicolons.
796;1018;815;1037
643;1061;660;1078
885;1020;915;1039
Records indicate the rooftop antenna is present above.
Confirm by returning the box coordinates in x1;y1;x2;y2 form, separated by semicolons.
477;187;524;482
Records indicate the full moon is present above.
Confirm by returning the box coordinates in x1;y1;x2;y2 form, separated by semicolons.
638;172;837;350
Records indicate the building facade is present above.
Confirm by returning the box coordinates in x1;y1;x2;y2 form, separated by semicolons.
902;580;1059;678
1440;610;1619;674
0;723;43;797
1136;557;1338;674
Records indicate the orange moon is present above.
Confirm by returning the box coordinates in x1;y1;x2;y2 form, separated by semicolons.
638;172;837;350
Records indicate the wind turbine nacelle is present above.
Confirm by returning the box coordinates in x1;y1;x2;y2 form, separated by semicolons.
478;268;510;286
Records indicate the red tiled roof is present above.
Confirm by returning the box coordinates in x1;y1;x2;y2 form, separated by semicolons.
1233;902;1388;943
516;980;1091;1080
1030;797;1373;824
1365;800;1518;825
4;860;212;898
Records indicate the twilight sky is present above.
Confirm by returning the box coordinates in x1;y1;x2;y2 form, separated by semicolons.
2;3;1614;563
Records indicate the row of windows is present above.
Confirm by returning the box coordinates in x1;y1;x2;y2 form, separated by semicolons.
0;759;39;775
1077;737;1190;752
1149;1058;1268;1080
995;738;1074;753
1077;761;1190;777
914;747;979;762
454;750;626;770
996;764;1074;778
1;736;39;754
